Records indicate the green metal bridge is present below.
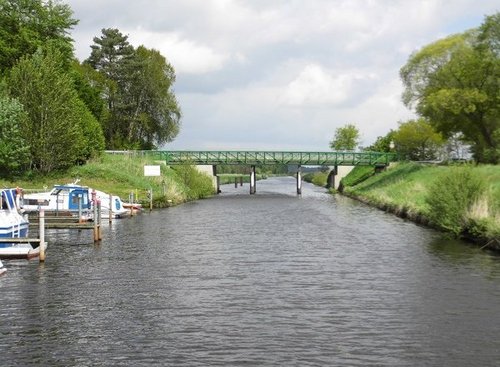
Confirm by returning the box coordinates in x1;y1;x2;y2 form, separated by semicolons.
123;150;397;166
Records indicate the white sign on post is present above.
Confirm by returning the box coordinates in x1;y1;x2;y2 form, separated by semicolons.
144;165;161;176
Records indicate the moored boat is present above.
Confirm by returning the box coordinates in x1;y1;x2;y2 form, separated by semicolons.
0;188;29;241
0;188;41;260
22;182;129;219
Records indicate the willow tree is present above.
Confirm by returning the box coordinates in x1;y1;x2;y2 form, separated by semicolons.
400;13;500;163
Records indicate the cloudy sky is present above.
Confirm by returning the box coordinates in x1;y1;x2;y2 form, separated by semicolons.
65;0;498;151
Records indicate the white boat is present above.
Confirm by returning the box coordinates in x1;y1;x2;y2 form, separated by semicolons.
22;183;92;218
22;182;129;219
0;188;29;239
0;188;42;260
0;259;6;275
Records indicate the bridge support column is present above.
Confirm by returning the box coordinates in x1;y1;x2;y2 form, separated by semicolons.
212;165;220;194
326;165;338;189
250;165;256;194
296;165;302;195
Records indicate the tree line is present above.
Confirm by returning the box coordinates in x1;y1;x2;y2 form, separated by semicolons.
331;13;499;164
0;0;180;176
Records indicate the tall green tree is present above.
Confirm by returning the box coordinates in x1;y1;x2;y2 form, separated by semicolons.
400;13;500;163
0;0;77;73
330;123;360;151
85;29;181;149
122;46;180;149
393;118;444;160
8;47;103;173
84;28;134;147
366;130;396;152
0;94;30;176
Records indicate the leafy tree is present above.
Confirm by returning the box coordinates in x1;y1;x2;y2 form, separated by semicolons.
8;47;103;173
0;94;30;176
70;61;106;122
330;123;360;151
84;28;134;147
366;130;396;152
122;46;180;149
85;29;181;149
0;0;77;73
392;118;444;160
400;13;500;163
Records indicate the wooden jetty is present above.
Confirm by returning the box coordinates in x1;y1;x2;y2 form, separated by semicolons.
0;211;47;261
0;204;103;262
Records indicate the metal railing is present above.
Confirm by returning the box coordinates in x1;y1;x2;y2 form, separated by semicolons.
106;150;397;166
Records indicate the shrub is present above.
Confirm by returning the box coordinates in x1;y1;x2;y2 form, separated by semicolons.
426;167;486;235
172;165;215;200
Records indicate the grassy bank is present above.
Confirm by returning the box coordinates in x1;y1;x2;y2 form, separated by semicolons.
0;154;215;207
303;171;329;187
340;162;500;249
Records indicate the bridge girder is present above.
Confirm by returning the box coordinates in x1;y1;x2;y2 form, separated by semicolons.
107;150;397;166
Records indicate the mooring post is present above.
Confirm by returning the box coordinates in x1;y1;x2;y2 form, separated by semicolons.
109;194;113;224
129;192;134;217
39;209;45;262
78;195;83;223
93;199;98;243
296;165;302;195
97;201;102;241
250;165;256;194
235;178;238;188
149;188;153;212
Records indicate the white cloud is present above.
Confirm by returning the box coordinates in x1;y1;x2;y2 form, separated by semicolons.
280;64;378;107
126;30;231;74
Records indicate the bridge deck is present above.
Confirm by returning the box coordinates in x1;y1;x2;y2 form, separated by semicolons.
120;150;396;166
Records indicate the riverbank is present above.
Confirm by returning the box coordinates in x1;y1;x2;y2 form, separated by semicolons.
0;154;215;208
339;162;500;250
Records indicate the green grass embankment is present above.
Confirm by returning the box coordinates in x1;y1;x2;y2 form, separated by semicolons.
0;154;215;207
303;171;330;187
340;162;500;249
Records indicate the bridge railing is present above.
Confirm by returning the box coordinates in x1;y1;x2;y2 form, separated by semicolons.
106;150;397;166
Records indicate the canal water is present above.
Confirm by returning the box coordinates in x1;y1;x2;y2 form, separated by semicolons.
1;177;500;366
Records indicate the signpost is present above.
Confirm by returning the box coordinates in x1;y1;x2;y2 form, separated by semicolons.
144;165;161;211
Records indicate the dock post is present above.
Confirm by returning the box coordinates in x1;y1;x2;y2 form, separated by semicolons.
39;209;45;262
109;194;113;224
93;200;98;242
235;178;238;188
78;196;83;223
296;165;302;195
149;188;153;212
97;202;102;241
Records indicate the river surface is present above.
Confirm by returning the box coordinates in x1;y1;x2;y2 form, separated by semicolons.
1;177;500;366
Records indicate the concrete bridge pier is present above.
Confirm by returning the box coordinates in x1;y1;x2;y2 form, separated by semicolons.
296;165;302;195
326;165;338;189
250;165;256;194
213;165;221;194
